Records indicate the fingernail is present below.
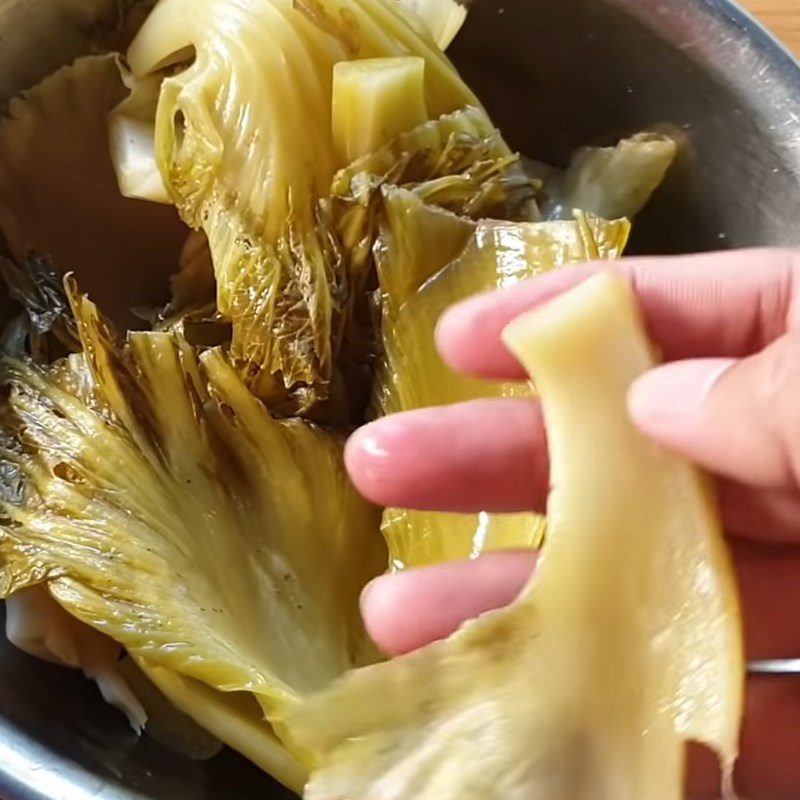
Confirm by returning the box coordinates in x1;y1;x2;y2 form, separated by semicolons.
347;422;393;460
628;358;736;421
345;419;406;500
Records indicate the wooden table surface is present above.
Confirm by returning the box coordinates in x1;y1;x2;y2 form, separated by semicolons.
743;0;800;56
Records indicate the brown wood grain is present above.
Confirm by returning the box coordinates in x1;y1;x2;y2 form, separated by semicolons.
742;0;800;56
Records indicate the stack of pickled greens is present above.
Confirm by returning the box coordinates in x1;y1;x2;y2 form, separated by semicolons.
0;0;744;797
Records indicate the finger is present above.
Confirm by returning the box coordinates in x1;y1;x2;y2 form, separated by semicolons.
436;248;800;380
363;542;800;660
347;398;800;543
628;332;800;490
345;398;548;512
688;678;800;798
360;551;537;657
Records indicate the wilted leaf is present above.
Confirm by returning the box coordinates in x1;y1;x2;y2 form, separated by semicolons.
542;132;677;221
0;254;80;360
0;281;385;763
114;0;484;408
375;193;630;568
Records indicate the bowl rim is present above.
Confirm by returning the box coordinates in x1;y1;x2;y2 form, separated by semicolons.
610;0;800;169
717;0;800;70
627;0;800;78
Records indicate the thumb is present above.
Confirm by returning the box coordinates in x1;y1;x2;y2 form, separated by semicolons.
628;332;800;490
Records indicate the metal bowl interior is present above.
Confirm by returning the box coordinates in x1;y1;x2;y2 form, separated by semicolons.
450;0;800;253
0;0;798;798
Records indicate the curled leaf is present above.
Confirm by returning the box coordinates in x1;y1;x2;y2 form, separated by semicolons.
542;132;678;221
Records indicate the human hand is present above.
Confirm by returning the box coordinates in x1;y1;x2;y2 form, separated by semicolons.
346;248;800;798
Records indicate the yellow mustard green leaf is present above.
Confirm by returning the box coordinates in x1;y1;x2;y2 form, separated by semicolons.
108;67;171;204
542;132;678;221
375;195;631;568
325;107;535;423
289;272;744;800
0;282;385;753
396;0;467;50
116;0;483;407
115;657;224;762
135;660;308;793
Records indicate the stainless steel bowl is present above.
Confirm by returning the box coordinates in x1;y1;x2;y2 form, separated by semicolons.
0;0;798;798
